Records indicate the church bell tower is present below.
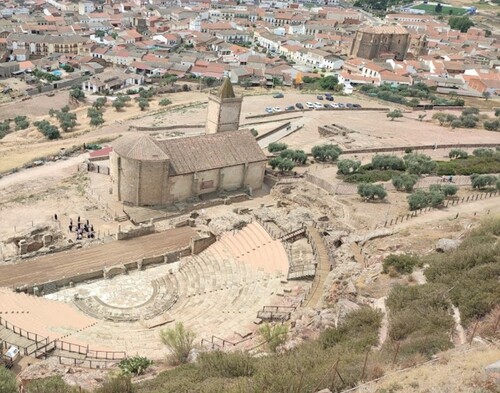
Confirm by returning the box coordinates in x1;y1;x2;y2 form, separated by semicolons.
205;78;243;134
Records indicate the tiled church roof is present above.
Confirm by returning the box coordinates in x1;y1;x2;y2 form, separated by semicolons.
113;130;266;174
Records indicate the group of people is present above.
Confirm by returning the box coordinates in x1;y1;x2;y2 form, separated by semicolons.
68;216;96;240
441;175;454;183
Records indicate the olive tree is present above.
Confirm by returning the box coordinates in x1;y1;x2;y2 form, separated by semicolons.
357;183;387;201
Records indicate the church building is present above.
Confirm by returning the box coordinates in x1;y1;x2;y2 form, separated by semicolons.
110;79;267;207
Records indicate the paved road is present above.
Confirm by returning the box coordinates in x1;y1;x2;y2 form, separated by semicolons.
0;227;196;288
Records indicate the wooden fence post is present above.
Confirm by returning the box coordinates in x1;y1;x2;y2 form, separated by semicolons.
469;320;479;345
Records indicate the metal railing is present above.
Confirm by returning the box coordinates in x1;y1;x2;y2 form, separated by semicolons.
0;316;49;356
55;340;127;360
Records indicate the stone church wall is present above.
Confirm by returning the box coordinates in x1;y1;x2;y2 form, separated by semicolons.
138;160;168;206
220;164;245;190
196;168;220;195
168;173;193;203
247;162;266;189
118;156;141;206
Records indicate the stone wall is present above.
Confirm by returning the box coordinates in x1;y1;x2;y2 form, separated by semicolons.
190;232;217;254
116;221;155;241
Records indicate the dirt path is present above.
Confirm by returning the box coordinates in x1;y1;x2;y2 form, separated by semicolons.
452;305;467;345
374;297;388;348
0;154;84;201
393;197;500;232
0;227;196;288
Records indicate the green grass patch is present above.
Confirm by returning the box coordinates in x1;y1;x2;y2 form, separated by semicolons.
435;154;500;176
343;169;403;183
411;3;467;15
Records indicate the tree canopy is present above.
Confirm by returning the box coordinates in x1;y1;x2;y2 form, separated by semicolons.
449;16;474;32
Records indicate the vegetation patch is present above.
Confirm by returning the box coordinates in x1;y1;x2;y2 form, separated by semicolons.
435;154;500;176
382;254;422;275
136;308;384;393
424;218;500;326
384;284;454;360
360;83;464;107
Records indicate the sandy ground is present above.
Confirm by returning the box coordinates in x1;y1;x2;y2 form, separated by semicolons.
1;88;499;173
358;344;500;393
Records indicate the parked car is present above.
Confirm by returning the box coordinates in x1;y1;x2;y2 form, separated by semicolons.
285;105;295;111
265;107;273;113
346;103;353;108
326;103;336;109
353;103;361;108
295;103;304;109
338;103;346;108
314;102;324;109
273;107;282;112
316;95;324;100
273;93;284;98
306;102;315;109
325;95;334;101
331;103;339;108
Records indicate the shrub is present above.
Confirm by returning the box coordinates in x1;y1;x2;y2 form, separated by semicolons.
337;159;361;175
95;375;134;393
158;98;172;106
277;158;295;172
88;107;104;127
93;97;107;110
450;119;462;129
473;148;494;157
371;155;405;171
383;254;422;274
424;219;500;325
0;367;17;393
392;173;418;192
320;307;382;351
386;109;403;121
431;184;458;197
471;174;497;189
357;183;387;201
344;170;401;183
34;120;61;140
432;112;448;126
14;115;30;130
408;190;444;210
138;98;150;111
448;148;468;159
436;155;500;176
268;142;288;152
460;115;478;128
112;98;125;111
311;144;342;162
385;284;454;359
461;107;479;116
484;119;500;131
69;85;85;101
404;154;437;175
54;109;77;132
119;356;153;376
197;351;255;378
26;376;81;393
258;323;288;352
269;156;282;170
160;322;196;365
